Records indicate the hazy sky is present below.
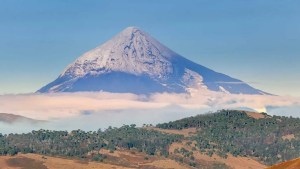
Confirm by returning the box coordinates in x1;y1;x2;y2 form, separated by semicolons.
0;0;299;96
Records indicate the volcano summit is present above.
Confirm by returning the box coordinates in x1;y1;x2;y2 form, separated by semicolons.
38;27;268;95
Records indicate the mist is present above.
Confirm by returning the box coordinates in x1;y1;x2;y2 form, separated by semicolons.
0;91;299;134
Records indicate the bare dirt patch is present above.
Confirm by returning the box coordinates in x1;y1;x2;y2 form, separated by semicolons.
244;111;266;119
282;134;295;141
6;157;47;169
146;127;197;137
141;159;191;169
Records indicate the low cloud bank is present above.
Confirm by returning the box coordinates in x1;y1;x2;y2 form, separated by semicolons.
0;91;299;133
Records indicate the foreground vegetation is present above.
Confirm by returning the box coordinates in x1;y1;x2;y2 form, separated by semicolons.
157;110;300;165
0;125;182;159
0;109;299;167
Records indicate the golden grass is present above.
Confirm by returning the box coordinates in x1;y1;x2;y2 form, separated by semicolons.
140;159;191;169
0;153;133;169
100;148;191;169
244;111;266;119
267;158;300;169
169;140;266;169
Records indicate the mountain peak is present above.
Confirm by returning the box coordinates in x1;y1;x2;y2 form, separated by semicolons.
121;26;141;33
116;26;143;39
58;26;175;80
38;26;269;95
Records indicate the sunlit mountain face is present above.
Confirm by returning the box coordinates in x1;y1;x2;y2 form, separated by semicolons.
38;27;269;95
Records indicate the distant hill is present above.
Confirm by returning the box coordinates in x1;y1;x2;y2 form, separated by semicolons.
0;113;43;124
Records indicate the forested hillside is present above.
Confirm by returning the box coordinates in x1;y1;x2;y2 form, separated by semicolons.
157;110;300;165
0;125;182;159
1;110;300;168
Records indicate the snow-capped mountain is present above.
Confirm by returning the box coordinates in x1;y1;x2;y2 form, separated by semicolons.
38;27;268;95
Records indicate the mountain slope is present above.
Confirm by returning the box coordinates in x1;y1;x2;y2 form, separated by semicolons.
267;158;300;169
0;113;43;124
38;26;268;95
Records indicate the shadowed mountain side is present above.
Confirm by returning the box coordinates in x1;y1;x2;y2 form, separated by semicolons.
0;113;45;124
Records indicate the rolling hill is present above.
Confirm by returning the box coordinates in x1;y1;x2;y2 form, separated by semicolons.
1;110;300;168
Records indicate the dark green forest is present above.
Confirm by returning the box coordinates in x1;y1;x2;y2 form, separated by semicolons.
157;110;300;165
0;125;182;160
1;110;300;166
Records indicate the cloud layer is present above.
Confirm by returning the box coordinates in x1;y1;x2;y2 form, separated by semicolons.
0;91;299;133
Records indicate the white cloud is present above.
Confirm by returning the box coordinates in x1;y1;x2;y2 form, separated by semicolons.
0;91;299;120
0;91;299;133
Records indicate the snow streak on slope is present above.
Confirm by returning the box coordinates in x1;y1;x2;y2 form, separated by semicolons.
38;27;269;95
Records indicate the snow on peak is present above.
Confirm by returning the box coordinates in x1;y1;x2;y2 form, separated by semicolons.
38;26;270;95
120;26;141;34
61;26;176;79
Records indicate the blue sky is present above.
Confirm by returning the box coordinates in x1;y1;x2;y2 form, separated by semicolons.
0;0;299;96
